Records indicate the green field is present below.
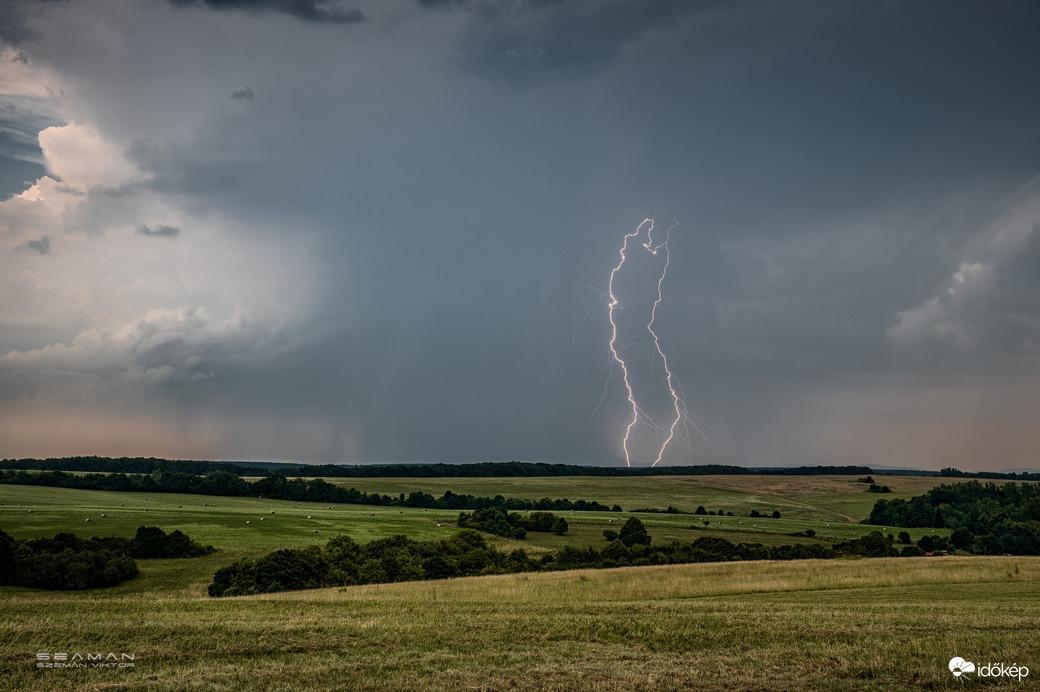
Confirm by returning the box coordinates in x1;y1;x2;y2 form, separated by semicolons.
321;473;973;521
1;475;1033;691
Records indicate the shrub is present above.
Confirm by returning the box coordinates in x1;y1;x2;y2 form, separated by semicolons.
131;526;214;558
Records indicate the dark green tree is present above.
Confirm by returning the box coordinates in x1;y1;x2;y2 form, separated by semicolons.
618;517;651;547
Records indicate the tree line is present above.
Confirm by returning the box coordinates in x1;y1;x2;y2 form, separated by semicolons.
866;481;1040;555
0;526;213;590
207;522;931;598
0;469;621;513
2;456;880;478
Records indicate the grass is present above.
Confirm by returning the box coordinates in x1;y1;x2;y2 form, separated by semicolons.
0;483;948;558
320;473;983;522
1;557;1037;690
0;475;1023;691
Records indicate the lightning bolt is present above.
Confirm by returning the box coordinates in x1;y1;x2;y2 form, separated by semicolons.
606;217;703;466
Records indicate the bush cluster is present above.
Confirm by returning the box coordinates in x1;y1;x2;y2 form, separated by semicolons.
0;526;212;590
208;529;535;596
456;507;568;539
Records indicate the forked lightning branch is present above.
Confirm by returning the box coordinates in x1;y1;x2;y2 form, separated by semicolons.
602;218;703;467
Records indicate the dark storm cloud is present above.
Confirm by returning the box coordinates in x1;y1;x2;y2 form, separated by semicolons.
16;236;51;254
417;0;564;12
6;0;1040;467
0;0;66;45
125;138;257;199
167;0;364;24
418;0;715;84
988;223;1040;357
888;217;1040;368
136;224;181;238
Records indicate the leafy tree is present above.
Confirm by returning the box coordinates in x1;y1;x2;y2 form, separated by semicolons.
618;517;651;547
897;531;911;545
603;530;619;542
917;535;948;553
949;527;974;550
0;529;15;585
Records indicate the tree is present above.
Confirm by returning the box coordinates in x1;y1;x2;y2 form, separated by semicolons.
603;530;619;542
618;517;651;547
771;510;781;519
897;531;911;544
918;535;948;553
947;528;971;550
0;529;16;585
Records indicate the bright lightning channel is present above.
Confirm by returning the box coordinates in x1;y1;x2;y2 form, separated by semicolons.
606;218;701;467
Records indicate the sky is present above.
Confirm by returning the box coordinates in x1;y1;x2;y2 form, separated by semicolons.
1;0;1040;471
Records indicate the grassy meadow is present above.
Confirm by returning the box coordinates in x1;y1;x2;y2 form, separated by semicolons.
1;473;1035;690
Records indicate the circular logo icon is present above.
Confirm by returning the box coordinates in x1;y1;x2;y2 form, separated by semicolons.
949;657;976;677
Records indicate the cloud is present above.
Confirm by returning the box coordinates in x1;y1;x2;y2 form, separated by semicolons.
0;48;66;198
37;122;137;190
0;0;68;45
15;235;51;254
889;185;1040;364
167;0;364;24
1;306;265;393
229;85;253;100
136;223;180;238
417;0;714;84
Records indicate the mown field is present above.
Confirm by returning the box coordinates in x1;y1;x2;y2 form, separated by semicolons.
2;557;1037;691
1;474;1032;691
